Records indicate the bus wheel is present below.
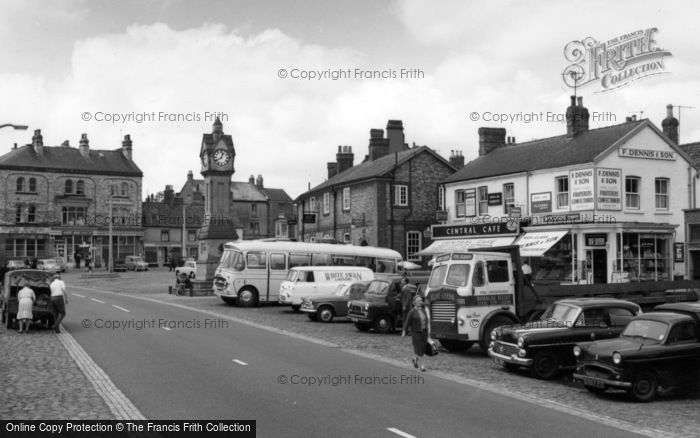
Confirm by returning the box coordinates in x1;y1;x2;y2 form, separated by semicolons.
237;288;258;307
374;315;394;334
221;297;236;306
317;306;334;323
439;339;474;352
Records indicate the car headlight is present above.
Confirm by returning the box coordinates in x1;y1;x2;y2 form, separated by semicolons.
363;303;369;311
613;352;622;365
573;346;581;357
517;337;525;348
491;330;497;340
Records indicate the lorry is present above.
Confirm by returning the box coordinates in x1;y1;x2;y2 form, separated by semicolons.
425;245;699;353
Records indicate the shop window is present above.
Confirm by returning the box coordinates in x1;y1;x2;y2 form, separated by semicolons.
503;183;515;213
65;180;73;194
16;177;25;192
478;186;488;215
28;178;37;193
455;190;466;217
529;233;575;284
406;231;422;261
556;176;569;208
394;185;408;207
655;178;669;210
625;176;640;209
617;233;670;282
342;187;351;211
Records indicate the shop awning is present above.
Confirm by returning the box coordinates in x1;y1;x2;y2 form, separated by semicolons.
514;230;568;257
417;236;517;256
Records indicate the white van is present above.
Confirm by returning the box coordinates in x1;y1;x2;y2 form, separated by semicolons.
278;266;374;311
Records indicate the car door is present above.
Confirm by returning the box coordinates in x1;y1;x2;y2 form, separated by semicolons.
573;307;612;342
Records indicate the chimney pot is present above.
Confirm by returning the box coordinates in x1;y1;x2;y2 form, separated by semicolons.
661;103;679;144
121;134;133;160
666;104;673;118
79;133;90;157
570;95;576;107
249;175;255;184
566;96;589;137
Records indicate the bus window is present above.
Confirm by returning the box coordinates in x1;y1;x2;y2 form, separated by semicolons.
312;253;331;266
377;259;396;273
356;256;374;269
246;251;267;269
230;251;245;271
270;253;286;270
332;255;354;266
289;253;310;268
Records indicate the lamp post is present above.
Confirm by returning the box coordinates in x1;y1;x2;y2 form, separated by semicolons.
0;124;28;130
108;194;114;272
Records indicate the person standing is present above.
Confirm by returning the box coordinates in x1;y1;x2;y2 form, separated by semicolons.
16;279;35;333
400;277;417;324
401;295;431;372
49;273;68;333
85;255;92;273
522;262;533;286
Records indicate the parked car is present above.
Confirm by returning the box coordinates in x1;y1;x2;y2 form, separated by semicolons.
279;266;374;312
573;312;700;402
300;280;370;322
0;269;55;329
489;298;641;379
113;259;128;272
125;255;149;271
37;258;62;273
7;260;27;271
53;258;67;272
175;260;197;279
652;301;700;323
347;274;429;333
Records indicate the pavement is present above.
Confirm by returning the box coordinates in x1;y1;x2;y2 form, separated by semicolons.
1;267;699;437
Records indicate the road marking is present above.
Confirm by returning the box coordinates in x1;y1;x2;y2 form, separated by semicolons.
73;293;85;298
232;359;248;366
162;327;172;331
91;298;105;304
112;305;130;313
388;428;416;438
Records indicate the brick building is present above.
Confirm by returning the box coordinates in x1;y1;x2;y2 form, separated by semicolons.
296;120;457;261
0;130;143;267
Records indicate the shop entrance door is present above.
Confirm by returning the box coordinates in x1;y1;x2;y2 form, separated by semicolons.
691;251;700;280
592;249;607;283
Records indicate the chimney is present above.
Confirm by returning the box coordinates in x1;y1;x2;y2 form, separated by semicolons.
212;117;223;142
449;150;465;168
478;127;506;156
256;175;263;188
336;145;354;173
121;134;132;160
32;129;44;155
661;104;679;144
61;140;70;147
79;133;90;158
187;170;194;181
327;162;338;179
164;185;175;206
386;120;406;155
566;95;589;137
249;175;255;184
368;129;389;161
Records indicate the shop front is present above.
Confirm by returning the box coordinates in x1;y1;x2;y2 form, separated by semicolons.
417;222;519;257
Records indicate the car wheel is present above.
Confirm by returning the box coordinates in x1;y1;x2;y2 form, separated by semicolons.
355;321;371;332
374;315;394;334
530;351;560;380
317;306;334;323
189;272;195;279
221;297;236;306
307;313;318;321
584;384;607;395
237;287;258;307
479;316;514;352
291;305;301;312
628;371;659;402
439;339;474;352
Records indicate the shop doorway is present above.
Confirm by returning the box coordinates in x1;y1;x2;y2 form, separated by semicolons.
586;249;608;284
691;251;700;280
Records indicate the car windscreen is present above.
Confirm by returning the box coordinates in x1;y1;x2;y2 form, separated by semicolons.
622;319;669;342
544;303;580;325
428;265;447;289
365;280;390;297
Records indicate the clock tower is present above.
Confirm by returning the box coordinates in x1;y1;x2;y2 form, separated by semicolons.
196;117;238;281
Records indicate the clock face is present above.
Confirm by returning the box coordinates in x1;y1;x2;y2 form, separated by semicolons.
213;150;230;167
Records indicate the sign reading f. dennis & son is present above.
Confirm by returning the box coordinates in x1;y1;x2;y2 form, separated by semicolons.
618;148;676;160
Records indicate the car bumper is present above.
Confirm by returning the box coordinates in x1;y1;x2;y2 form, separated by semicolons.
214;291;237;299
573;373;631;388
488;350;533;366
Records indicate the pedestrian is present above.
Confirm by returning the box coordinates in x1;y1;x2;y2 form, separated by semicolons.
16;278;35;333
400;277;417;324
168;257;176;272
401;295;431;372
85;255;92;273
49;273;68;333
522;262;533;286
74;252;81;269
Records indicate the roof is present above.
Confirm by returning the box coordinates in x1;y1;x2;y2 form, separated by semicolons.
555;298;640;309
141;200;205;228
231;181;267;202
634;312;694;324
261;188;293;203
0;144;143;176
299;146;454;198
201;133;234;149
680;141;700;166
444;120;646;183
654;301;700;313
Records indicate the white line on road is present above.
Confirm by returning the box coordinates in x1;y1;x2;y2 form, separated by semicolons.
387;428;416;438
91;298;105;304
73;293;85;298
112;305;130;313
162;327;171;331
232;359;248;366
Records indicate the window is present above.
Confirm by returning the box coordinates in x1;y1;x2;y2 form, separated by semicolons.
249;222;260;235
27;205;36;223
609;308;636;327
15;206;22;223
61;206;86;225
625;176;640;209
28;178;36;193
478;186;488;215
690;225;700;242
438;186;445;210
289;253;311;268
455;190;466;217
446;264;470;287
275;221;288;238
310;197;316;212
187;230;197;241
76;180;85;196
394;185;408;206
556;176;569;208
269;253;286;270
342;187;351;211
323;192;330;214
251;204;258;217
668;322;697;344
246;251;267;269
65;180;73;194
406;231;422;261
503;183;515;213
655;178;669;210
343;233;351;243
473;262;485;287
16;177;24;192
120;182;128;197
486;260;509;283
160;230;170;242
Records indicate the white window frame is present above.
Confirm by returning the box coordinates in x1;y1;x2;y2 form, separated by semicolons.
478;186;488;215
655;178;669;210
394;185;408;206
406;231;422;261
625;176;640;210
309;196;316;212
455;189;466;217
323;192;330;215
556;176;569;208
438;186;445;210
342;187;351;211
343;233;351;243
503;183;515;213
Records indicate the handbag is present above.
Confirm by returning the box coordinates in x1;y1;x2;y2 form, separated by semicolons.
425;338;439;357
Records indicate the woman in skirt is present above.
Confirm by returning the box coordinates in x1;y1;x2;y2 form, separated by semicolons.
16;279;35;333
401;295;431;371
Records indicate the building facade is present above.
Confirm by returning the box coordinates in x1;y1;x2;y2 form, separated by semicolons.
296;120;457;261
0;130;143;267
435;98;697;284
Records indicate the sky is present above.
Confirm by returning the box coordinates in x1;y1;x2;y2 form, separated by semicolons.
1;0;699;199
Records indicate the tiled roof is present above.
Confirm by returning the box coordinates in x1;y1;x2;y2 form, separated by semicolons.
231;181;267;202
680;142;700;166
443;120;645;183
261;188;292;202
0;144;143;176
141;200;205;228
202;134;234;149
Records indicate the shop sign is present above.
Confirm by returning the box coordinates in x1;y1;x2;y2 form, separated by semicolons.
488;193;502;206
465;189;476;217
570;168;595;211
585;233;607;247
435;210;448;221
618;148;676;161
431;221;518;238
302;213;316;224
530;192;552;214
596;167;622;210
674;242;685;262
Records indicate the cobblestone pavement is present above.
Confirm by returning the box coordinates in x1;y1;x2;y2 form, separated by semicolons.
4;268;699;436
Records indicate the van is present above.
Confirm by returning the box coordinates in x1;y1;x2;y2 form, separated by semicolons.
125;255;148;271
278;266;374;311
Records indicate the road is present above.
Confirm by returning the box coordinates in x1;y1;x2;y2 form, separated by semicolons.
64;285;645;438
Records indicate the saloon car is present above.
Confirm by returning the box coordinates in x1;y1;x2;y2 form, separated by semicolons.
489;298;641;379
300;280;370;322
573;312;700;402
125;255;149;271
175;260;196;279
652;301;700;324
37;258;62;273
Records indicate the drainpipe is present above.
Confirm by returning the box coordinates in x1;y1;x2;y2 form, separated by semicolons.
402;157;414;260
332;187;338;241
390;152;398;250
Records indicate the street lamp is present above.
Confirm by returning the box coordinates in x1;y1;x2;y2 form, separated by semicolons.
0;124;29;130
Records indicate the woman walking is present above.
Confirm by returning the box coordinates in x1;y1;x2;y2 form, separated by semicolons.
16;279;35;333
401;295;431;372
